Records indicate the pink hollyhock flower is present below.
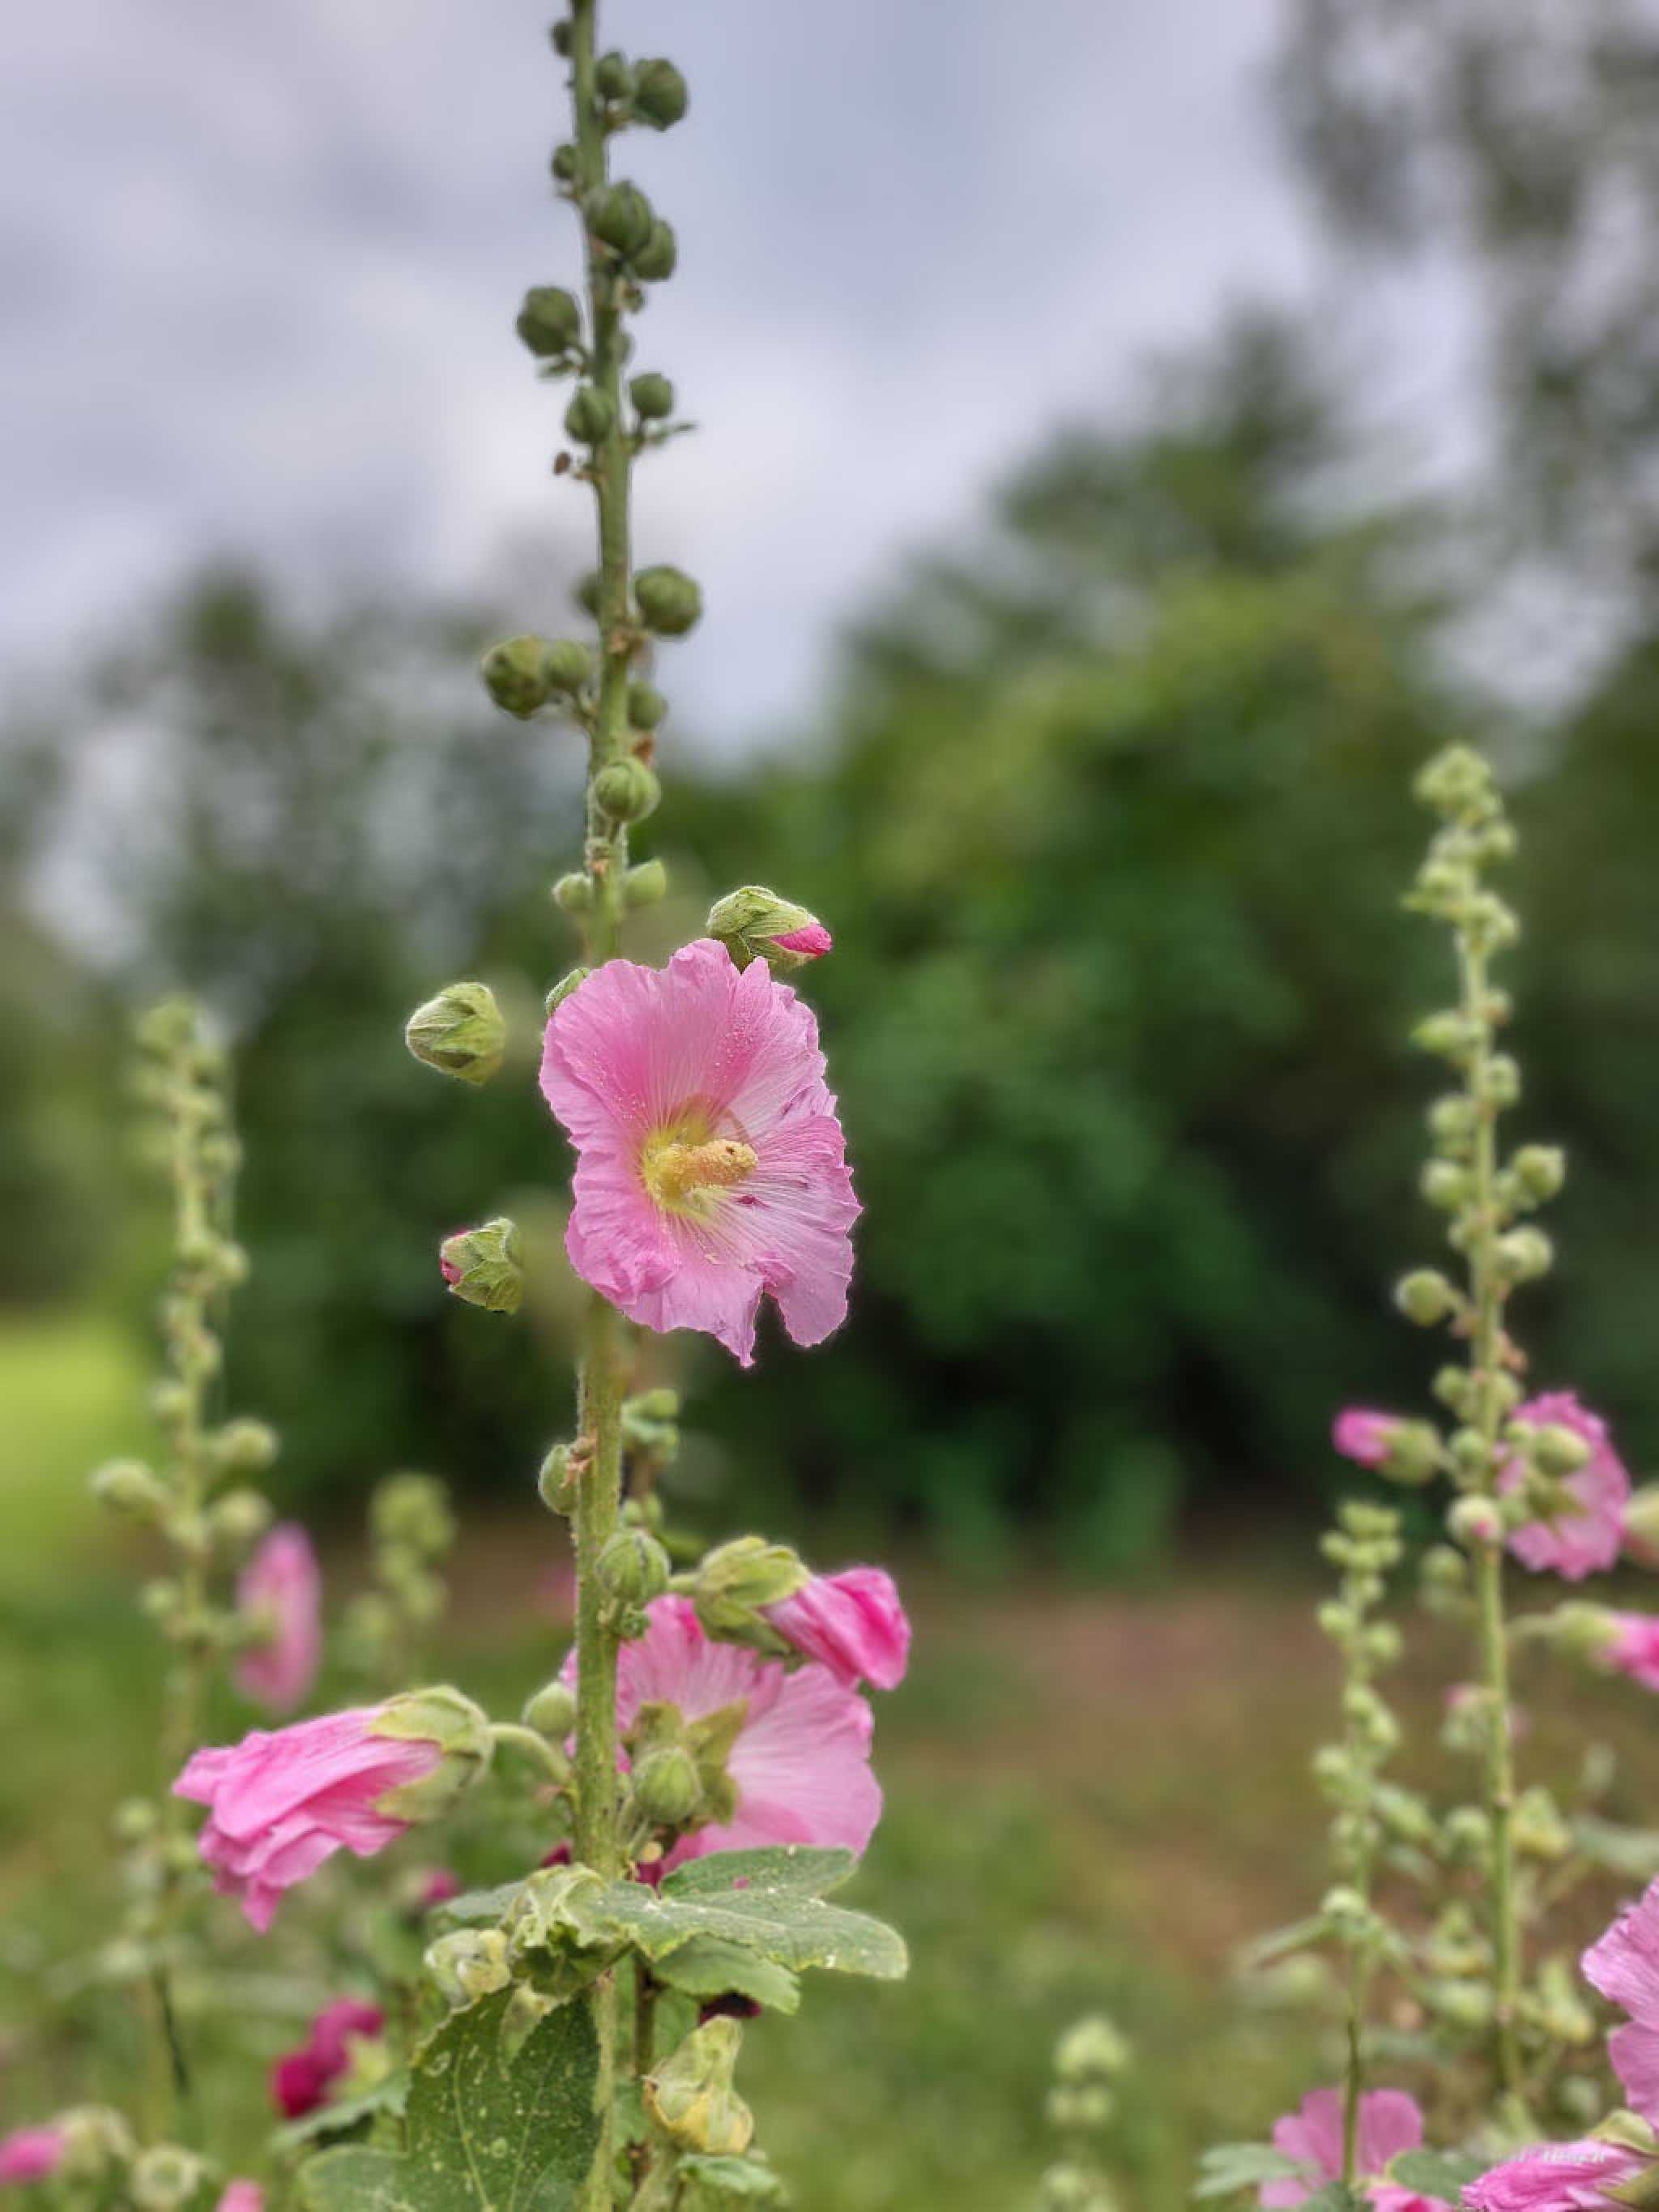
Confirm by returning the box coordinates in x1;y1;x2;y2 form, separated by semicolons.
271;1996;387;2119
416;1867;463;1910
1501;1392;1629;1581
1260;2088;1445;2212
1466;2138;1651;2212
1601;1615;1659;1693
764;1568;911;1691
174;1707;449;1932
772;923;833;959
1584;1878;1659;2118
217;2185;266;2212
0;2129;62;2185
1333;1410;1403;1469
569;1594;881;1871
235;1524;322;1715
539;940;858;1366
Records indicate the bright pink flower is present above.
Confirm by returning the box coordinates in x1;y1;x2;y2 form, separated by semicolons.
1333;1410;1402;1469
1584;1878;1659;2118
772;924;833;959
765;1569;911;1690
270;1996;387;2118
217;2185;266;2212
0;2130;62;2185
1466;2138;1651;2212
174;1708;444;1932
539;941;858;1366
569;1595;881;1871
1602;1615;1659;1693
1260;2088;1442;2212
235;1524;322;1715
1501;1392;1629;1581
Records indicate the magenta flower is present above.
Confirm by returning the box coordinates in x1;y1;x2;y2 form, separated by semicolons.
271;1996;387;2118
539;941;858;1366
773;923;833;959
574;1594;881;1871
1466;2138;1651;2212
0;2129;62;2186
1333;1409;1404;1469
217;2186;267;2212
764;1568;911;1691
1584;1878;1659;2119
235;1524;322;1715
174;1708;446;1931
1260;2089;1445;2212
1501;1392;1629;1581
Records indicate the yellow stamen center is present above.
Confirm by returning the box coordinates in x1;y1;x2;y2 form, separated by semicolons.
642;1127;758;1215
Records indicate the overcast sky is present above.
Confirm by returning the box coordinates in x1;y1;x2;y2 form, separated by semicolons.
3;0;1362;746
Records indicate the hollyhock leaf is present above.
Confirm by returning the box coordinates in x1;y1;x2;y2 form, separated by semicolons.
1195;2144;1303;2197
297;1989;599;2211
1389;2151;1486;2198
650;1937;802;2014
429;1882;528;1930
274;2077;409;2154
663;1847;858;1900
559;1877;906;1981
1298;2189;1363;2212
679;2154;789;2205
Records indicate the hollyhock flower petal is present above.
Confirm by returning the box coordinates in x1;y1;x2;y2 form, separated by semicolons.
175;1708;442;1930
1585;1879;1659;2115
540;941;858;1367
1466;2138;1648;2212
1602;1616;1659;1693
271;1998;386;2117
235;1524;323;1715
1260;2090;1428;2210
1501;1392;1629;1581
772;924;833;959
1333;1410;1402;1469
582;1595;882;1871
0;2129;62;2184
217;2184;266;2212
765;1568;911;1690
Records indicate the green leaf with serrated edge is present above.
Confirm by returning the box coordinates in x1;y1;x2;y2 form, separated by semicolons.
274;2077;409;2154
574;1878;906;1980
663;1847;857;1901
650;1937;801;2014
679;2151;790;2204
298;1989;598;2211
1195;2145;1302;2198
431;1882;527;1930
1236;1917;1331;1970
1388;2150;1487;2200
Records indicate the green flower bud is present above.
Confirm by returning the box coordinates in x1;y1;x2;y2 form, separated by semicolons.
1495;1227;1553;1283
538;1441;576;1514
1523;1421;1593;1478
593;756;662;823
1512;1144;1566;1205
693;1535;808;1638
1414;745;1499;822
535;639;591;694
1395;1269;1458;1326
645;2018;754;2157
633;58;689;130
630;372;676;420
132;2146;211;2210
1428;1094;1478;1156
628;681;668;729
550;23;574;57
707;885;833;973
573;569;602;617
426;1927;514;2009
515;284;582;359
633;1744;702;1826
1482;1054;1521;1107
565;383;616;446
633;219;678;282
589;181;655;258
1380;1420;1443;1487
595;49;634;100
482;635;556;719
550;142;580;184
440;1218;523;1314
405;980;507;1085
1411;1011;1476;1061
208;1488;274;1556
55;2107;135;2182
1054;2015;1130;2083
634;564;702;636
523;1679;578;1739
596;1527;672;1606
546;967;592;1017
1448;1494;1503;1548
552;870;592;912
134;997;199;1058
625;859;668;907
373;1471;455;1553
372;1685;495;1821
1623;1484;1659;1568
92;1458;168;1519
1420;1159;1469;1211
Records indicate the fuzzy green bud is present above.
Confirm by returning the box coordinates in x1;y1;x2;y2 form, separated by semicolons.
589;181;655;258
624;859;668;907
541;638;593;693
1448;1494;1503;1548
92;1458;168;1518
1524;1422;1593;1478
1379;1420;1443;1486
645;2018;754;2158
208;1488;274;1555
552;871;592;913
481;635;556;720
132;2147;210;2211
54;2107;134;2182
1511;1144;1566;1205
538;1442;576;1514
633;1744;703;1826
633;565;702;637
633;58;689;130
707;885;833;974
628;681;668;729
633;220;678;282
405;980;507;1086
1395;1269;1458;1326
1420;1159;1469;1211
593;756;662;823
565;383;616;446
372;1685;494;1821
550;142;579;183
630;372;676;421
1412;1011;1477;1061
515;285;582;359
693;1535;808;1638
426;1927;514;2008
440;1218;523;1315
595;1527;672;1607
1495;1227;1553;1283
595;49;634;100
523;1679;578;1739
545;967;591;1018
1054;2015;1130;2083
1414;744;1499;822
573;569;602;617
1623;1484;1659;1568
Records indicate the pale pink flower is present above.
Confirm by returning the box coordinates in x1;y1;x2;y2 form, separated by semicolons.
1333;1410;1402;1469
174;1708;443;1932
1501;1392;1629;1581
1466;2137;1651;2212
569;1595;881;1871
1602;1615;1659;1693
539;940;858;1366
217;2185;266;2212
0;2129;62;2185
235;1524;322;1715
1583;1878;1659;2119
764;1569;911;1691
271;1996;387;2118
1261;2088;1444;2212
